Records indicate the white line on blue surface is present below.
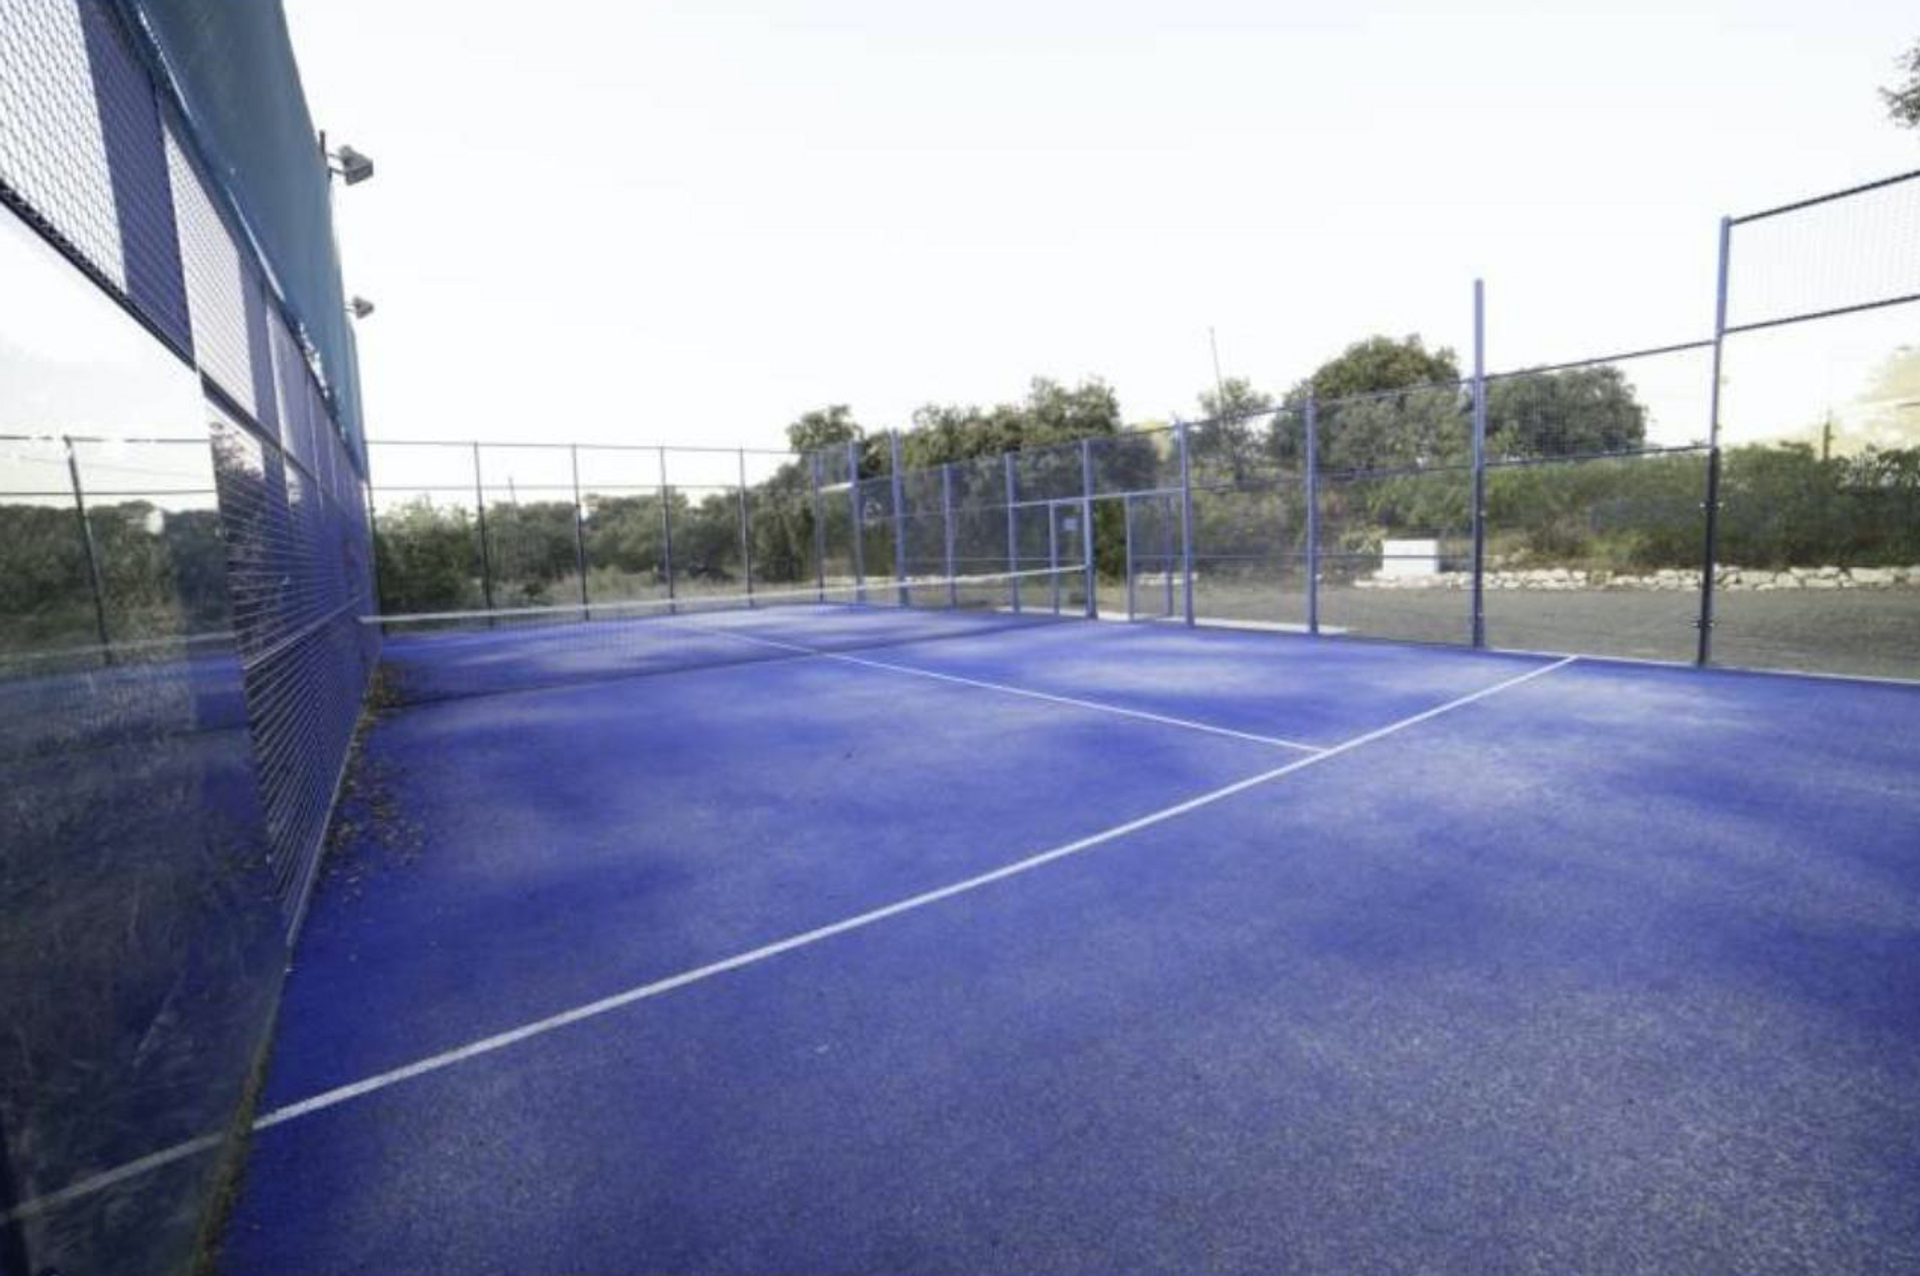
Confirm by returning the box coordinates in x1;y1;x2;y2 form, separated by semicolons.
0;654;1575;1226
658;616;1328;753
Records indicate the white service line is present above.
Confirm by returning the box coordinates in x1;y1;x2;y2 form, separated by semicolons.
1;654;1575;1226
662;616;1327;753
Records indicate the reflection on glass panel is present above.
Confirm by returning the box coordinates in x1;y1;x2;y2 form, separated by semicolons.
71;438;226;642
0;436;97;655
0;207;279;1276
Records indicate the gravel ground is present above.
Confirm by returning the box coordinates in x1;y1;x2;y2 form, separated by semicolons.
1145;580;1920;681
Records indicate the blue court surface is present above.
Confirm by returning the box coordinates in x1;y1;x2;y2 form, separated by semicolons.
219;606;1920;1274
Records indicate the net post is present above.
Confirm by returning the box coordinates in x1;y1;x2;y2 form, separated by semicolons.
1470;279;1489;648
1004;452;1021;613
1080;436;1096;619
1123;494;1136;621
889;430;909;607
570;444;589;614
64;436;113;657
847;438;865;603
1177;419;1196;626
809;451;826;601
737;447;754;606
1304;394;1320;636
942;462;957;607
658;446;676;614
1697;215;1732;666
472;442;496;614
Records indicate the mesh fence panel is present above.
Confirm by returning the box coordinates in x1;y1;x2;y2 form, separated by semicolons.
744;451;816;591
477;445;578;608
1309;386;1473;643
1007;438;1083;504
166;126;256;418
577;447;669;605
1481;450;1709;661
1120;492;1183;621
1726;172;1920;332
0;0;125;290
1711;281;1920;679
1090;427;1177;496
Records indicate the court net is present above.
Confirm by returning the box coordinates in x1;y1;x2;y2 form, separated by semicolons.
364;566;1090;706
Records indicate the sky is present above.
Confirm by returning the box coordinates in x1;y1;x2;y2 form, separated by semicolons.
283;0;1920;456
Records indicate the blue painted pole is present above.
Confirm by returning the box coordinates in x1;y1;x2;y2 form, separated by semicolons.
1470;280;1488;648
848;438;865;604
737;447;754;606
809;451;826;601
1004;452;1021;613
657;446;675;614
1304;395;1320;636
942;462;958;607
1081;436;1096;619
1048;500;1060;614
889;430;909;607
570;444;589;612
1697;217;1732;667
1177;420;1195;626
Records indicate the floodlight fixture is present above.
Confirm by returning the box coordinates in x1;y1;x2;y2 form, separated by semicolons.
327;144;375;185
348;296;375;319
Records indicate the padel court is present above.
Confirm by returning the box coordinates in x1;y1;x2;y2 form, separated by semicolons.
220;588;1920;1273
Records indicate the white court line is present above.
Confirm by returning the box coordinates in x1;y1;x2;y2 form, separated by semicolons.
0;654;1574;1226
660;615;1327;753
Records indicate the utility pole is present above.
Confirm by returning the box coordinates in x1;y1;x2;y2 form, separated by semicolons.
1208;326;1227;413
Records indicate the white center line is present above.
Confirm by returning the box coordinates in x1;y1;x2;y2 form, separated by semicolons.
0;654;1575;1226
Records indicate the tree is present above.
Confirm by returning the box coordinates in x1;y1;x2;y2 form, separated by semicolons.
1192;377;1275;484
785;405;862;453
1483;366;1647;460
372;497;482;612
902;377;1123;468
1884;38;1920;129
1288;334;1460;404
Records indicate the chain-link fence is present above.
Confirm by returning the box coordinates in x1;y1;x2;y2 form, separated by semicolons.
378;161;1920;688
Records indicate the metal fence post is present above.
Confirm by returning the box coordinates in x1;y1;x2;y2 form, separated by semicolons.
64;436;112;655
1124;494;1136;621
1162;492;1175;617
736;447;754;605
1695;218;1734;666
472;442;495;612
1048;500;1061;613
809;451;826;601
1470;279;1489;648
848;438;865;603
1080;436;1096;619
1304;394;1320;636
942;462;958;607
657;445;676;613
889;430;909;606
1177;420;1196;626
570;444;590;612
1004;452;1021;612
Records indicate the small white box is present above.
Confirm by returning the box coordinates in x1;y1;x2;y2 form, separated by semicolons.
1380;539;1440;577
